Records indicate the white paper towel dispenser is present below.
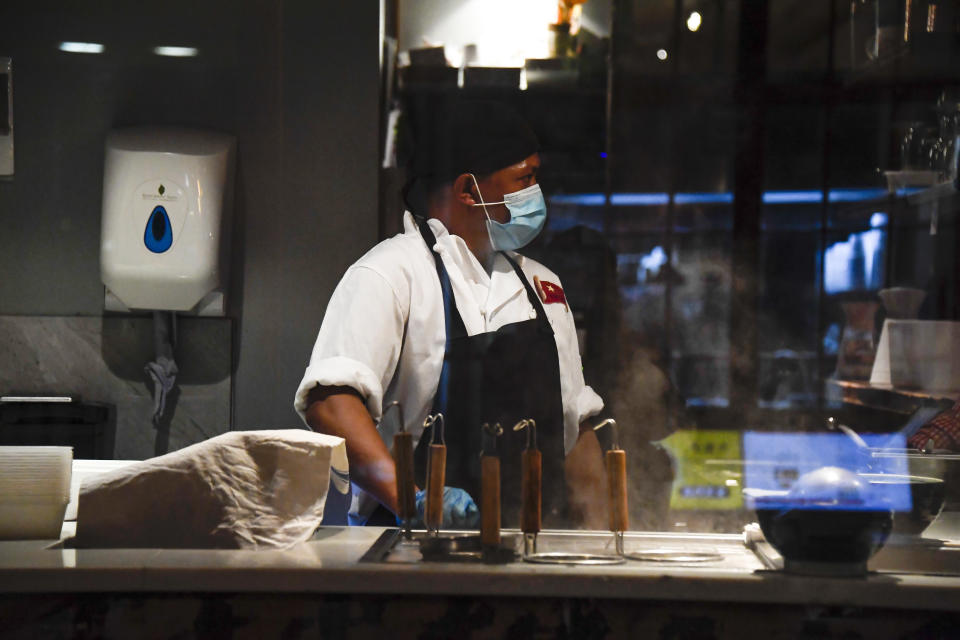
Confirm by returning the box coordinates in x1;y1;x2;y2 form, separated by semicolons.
100;127;235;314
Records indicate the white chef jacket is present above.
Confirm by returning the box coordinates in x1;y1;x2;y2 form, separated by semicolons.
294;212;604;514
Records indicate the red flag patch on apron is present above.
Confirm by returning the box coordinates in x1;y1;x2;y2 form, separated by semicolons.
533;275;568;310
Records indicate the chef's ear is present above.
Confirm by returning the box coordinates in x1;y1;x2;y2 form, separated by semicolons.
453;173;478;206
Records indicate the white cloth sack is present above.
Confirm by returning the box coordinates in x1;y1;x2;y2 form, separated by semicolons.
74;430;349;549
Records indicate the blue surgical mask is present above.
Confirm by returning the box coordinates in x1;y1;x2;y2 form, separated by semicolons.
470;175;547;251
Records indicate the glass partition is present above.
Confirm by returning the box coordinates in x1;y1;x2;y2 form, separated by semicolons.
386;0;960;548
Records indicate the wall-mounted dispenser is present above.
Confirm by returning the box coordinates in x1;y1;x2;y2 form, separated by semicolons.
100;128;235;315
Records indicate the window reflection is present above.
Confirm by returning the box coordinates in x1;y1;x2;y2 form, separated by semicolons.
743;432;912;511
392;0;960;538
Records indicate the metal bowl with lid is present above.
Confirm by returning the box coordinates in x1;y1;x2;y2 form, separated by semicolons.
745;467;894;575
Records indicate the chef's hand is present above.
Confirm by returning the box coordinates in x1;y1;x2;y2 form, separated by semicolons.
413;487;480;529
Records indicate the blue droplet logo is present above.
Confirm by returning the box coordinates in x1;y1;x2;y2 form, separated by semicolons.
144;205;173;253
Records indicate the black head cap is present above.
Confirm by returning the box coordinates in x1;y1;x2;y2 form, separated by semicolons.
413;99;539;186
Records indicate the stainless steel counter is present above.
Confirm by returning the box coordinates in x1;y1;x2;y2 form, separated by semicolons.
1;519;960;613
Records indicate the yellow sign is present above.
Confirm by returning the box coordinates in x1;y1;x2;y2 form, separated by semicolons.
658;430;743;510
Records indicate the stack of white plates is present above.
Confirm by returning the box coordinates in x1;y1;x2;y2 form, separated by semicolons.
0;446;73;539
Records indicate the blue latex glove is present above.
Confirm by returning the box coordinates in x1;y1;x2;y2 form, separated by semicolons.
411;487;480;529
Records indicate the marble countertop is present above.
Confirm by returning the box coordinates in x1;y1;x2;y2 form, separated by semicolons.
2;521;960;612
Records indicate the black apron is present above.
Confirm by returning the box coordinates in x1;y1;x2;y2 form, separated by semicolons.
412;217;567;528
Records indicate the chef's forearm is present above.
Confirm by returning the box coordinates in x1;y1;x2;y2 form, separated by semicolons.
305;385;399;514
565;421;607;529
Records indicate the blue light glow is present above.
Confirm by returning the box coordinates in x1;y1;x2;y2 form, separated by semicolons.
870;212;888;228
742;432;912;511
673;192;735;205
827;188;887;202
610;193;670;206
548;193;606;206
641;246;668;273
546;188;900;209
824;229;885;293
895;187;927;197
763;190;824;204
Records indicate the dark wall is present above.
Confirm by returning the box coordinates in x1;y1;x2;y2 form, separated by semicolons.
235;1;380;429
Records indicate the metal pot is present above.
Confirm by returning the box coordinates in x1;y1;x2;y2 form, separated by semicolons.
745;467;894;575
860;472;946;535
872;450;960;509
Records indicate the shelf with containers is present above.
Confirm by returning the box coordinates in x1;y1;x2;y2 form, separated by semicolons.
828;378;957;416
597;0;960;433
821;177;959;434
827;178;960;324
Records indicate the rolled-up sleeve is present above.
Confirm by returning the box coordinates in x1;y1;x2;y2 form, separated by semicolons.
294;265;406;424
576;385;604;426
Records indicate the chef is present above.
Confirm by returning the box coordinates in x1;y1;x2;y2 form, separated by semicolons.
294;100;605;527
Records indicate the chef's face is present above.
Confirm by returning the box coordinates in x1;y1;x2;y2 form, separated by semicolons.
471;153;541;224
